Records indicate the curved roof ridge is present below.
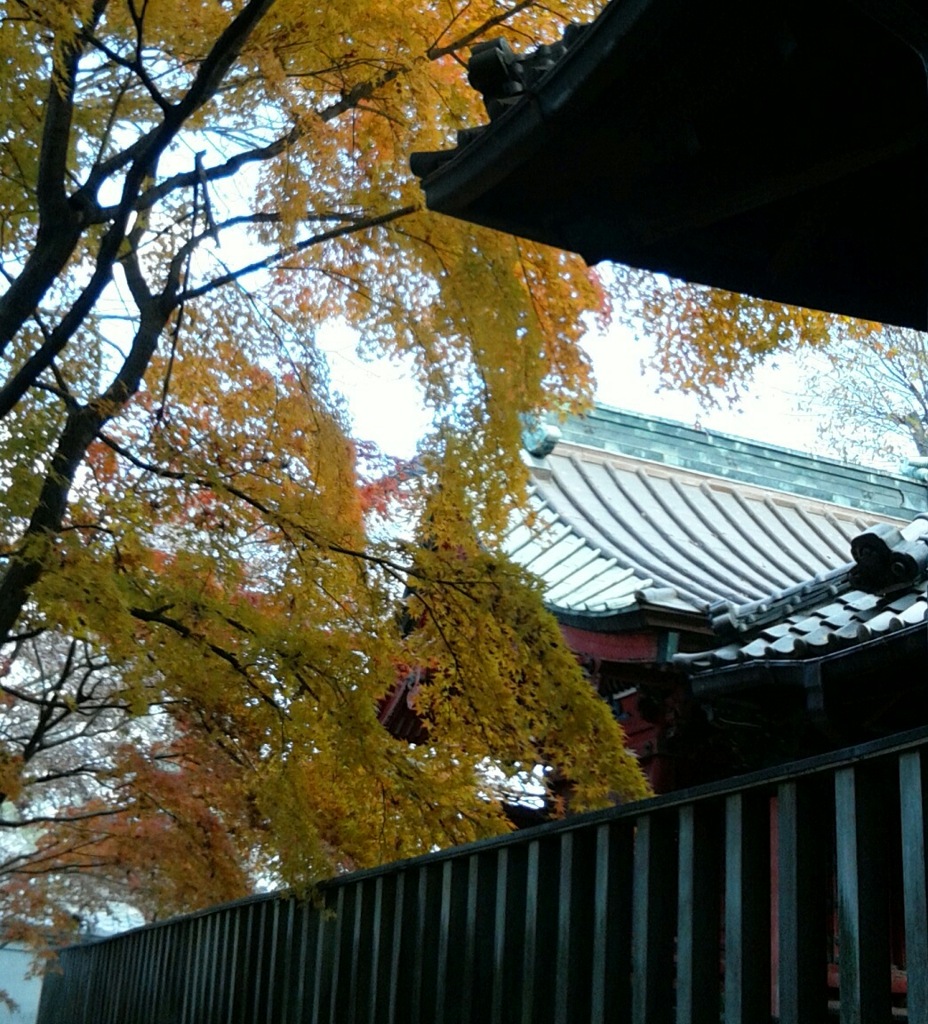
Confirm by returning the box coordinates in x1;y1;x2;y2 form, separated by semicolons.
551;437;913;524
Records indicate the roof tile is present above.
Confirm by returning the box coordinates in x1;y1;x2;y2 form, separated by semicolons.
511;438;901;616
803;626;836;650
741;637;772;659
844;592;880;612
900;600;928;625
769;634;806;657
818;605;857;629
864;610;904;634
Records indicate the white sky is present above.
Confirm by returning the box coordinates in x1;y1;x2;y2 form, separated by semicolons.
317;317;827;462
582;321;832;453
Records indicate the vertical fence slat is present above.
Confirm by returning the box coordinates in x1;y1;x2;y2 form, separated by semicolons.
239;903;257;1024
181;920;194;1024
631;810;677;1024
117;932;135;1024
92;936;106;1024
86;943;102;1024
265;899;281;1024
164;923;180;1023
217;909;231;1022
315;895;330;1024
557;827;596;1024
188;917;202;1019
900;750;928;1022
307;898;326;1024
325;887;346;1024
834;764;891;1024
555;834;573;1024
434;861;453;1024
137;930;152;1022
214;909;231;1024
407;869;427;1024
185;916;203;1024
777;779;829;1024
458;854;481;1024
388;871;420;1024
204;911;220;1024
491;849;508;1024
386;871;405;1024
364;880;383;1024
591;821;633;1024
56;946;73;1024
421;864;445;1024
353;882;376;1024
123;930;142;1022
81;945;94;1023
724;790;771;1024
99;942;113;1023
440;856;470;1024
370;873;397;1024
527;835;561;1024
520;841;539;1024
276;899;295;1024
203;913;216;1023
145;928;158;1024
131;931;146;1022
676;801;721;1024
201;914;215;1024
291;899;311;1024
501;843;529;1023
149;925;163;1018
347;884;364;1024
253;901;270;1024
116;939;129;1022
226;905;242;1024
457;856;479;1024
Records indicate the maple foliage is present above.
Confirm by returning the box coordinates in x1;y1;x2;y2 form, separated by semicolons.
0;0;648;949
610;265;879;404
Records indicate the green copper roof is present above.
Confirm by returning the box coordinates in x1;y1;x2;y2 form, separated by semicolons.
549;406;927;520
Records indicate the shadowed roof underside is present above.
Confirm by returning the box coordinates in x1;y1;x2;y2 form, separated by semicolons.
413;0;928;329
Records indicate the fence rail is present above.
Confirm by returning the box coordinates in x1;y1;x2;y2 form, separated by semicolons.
37;726;928;1024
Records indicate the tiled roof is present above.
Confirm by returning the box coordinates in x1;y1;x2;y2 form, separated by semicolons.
677;517;928;671
551;406;928;520
505;505;646;617
505;411;908;621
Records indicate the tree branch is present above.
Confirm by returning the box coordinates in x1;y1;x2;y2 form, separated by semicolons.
0;0;280;417
0;0;108;358
0;295;171;642
426;0;536;60
178;204;417;303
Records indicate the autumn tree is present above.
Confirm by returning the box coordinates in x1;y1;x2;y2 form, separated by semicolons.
624;265;928;466
0;0;652;947
609;266;878;404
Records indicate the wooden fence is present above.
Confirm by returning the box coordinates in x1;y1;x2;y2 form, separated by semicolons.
36;726;928;1023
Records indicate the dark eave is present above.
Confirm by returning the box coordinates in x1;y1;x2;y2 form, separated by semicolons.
688;618;928;699
413;0;928;329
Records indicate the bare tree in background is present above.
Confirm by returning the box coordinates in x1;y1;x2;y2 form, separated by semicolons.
798;327;928;466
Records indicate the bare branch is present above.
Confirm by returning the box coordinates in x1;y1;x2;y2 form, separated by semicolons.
427;0;536;59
